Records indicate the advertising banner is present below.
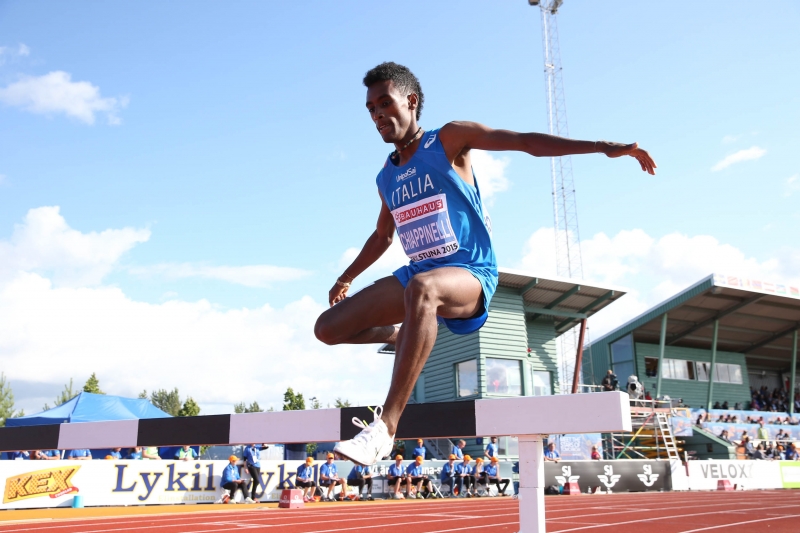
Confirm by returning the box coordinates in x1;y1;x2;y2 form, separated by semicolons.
0;459;515;509
543;460;669;493
550;434;602;461
685;460;785;490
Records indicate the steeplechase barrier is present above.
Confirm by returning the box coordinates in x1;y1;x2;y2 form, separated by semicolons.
0;392;632;532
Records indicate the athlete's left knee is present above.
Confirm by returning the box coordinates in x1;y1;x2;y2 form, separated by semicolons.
404;274;440;309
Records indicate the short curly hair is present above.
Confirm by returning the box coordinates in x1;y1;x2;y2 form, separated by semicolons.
363;62;424;120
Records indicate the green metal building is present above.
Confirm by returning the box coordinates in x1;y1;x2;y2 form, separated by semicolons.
584;274;800;411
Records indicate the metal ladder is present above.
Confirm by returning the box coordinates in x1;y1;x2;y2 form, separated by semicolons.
656;412;680;461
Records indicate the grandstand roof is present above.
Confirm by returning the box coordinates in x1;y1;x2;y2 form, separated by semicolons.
588;274;800;371
378;267;627;353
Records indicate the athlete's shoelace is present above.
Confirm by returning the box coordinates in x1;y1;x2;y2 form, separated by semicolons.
349;405;384;444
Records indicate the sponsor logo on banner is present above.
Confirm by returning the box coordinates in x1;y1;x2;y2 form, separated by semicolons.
392;193;460;262
597;465;621;491
699;462;753;480
637;464;659;487
3;466;80;503
554;465;580;486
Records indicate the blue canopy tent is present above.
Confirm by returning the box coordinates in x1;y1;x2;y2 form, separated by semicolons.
3;392;183;459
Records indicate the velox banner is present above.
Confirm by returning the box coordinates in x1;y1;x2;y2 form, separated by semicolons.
543;460;670;493
685;460;789;490
0;459;515;509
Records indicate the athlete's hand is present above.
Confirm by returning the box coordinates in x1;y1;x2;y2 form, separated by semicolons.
599;141;657;175
329;282;349;306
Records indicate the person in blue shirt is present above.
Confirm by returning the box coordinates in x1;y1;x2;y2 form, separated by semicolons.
440;454;458;497
67;449;92;460
406;456;436;499
108;448;122;460
544;442;560;463
452;440;466;460
296;457;317;502
319;453;348;502
412;439;426;460
387;454;407;500
32;449;61;460
6;451;29;460
347;463;374;501
484;436;498;459
321;62;657;468
485;456;510;496
175;445;198;461
126;447;142;460
218;455;250;504
455;455;475;497
243;444;263;502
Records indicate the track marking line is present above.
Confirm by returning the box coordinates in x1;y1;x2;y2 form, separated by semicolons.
423;521;519;533
678;513;800;533
248;512;521;533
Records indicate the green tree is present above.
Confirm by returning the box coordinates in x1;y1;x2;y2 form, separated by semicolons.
54;378;78;407
150;388;182;416
282;388;305;411
309;396;322;410
138;390;148;399
178;397;201;417
234;401;264;413
0;372;17;427
334;398;352;408
306;442;318;456
83;373;105;394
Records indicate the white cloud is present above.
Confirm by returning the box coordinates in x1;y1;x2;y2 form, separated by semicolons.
471;150;510;202
711;146;766;172
519;227;799;339
130;263;311;288
721;134;740;144
17;44;30;57
0;43;30;65
0;71;128;125
0;209;394;415
785;174;800;198
0;206;150;287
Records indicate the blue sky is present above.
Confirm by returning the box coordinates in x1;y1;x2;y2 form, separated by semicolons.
1;1;798;414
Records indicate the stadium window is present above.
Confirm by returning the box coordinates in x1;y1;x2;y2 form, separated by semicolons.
610;334;635;382
644;357;659;378
696;362;743;384
531;370;552;396
697;361;710;382
498;436;519;457
727;364;743;384
662;358;695;380
486;358;523;396
714;363;730;383
456;359;478;397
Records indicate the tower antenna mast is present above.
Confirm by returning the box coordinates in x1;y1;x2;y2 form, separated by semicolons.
529;0;584;391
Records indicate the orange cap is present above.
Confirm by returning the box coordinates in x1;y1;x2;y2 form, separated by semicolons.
490;456;499;463
415;456;423;463
327;453;334;459
417;439;423;444
448;454;456;460
463;455;471;461
476;457;484;463
306;457;314;464
229;455;238;462
395;454;403;460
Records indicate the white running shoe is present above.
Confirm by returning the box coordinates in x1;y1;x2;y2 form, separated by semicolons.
333;406;395;466
245;497;255;504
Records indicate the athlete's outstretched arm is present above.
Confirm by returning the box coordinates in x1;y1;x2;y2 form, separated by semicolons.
328;194;396;306
440;121;657;175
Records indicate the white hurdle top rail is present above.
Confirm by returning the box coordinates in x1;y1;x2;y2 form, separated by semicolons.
0;392;631;533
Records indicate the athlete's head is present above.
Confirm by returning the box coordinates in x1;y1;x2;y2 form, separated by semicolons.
363;62;424;143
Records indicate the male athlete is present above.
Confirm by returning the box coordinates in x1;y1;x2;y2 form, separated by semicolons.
315;62;656;466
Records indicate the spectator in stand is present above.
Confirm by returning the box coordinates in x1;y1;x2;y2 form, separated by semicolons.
67;449;92;460
722;401;730;409
713;401;722;409
142;446;161;460
644;390;653;401
176;445;198;461
319;452;348;502
296;457;317;502
107;448;122;460
6;451;29;460
347;463;374;501
591;445;602;460
485;436;498;459
473;457;486;496
485;456;510;496
387;455;407;500
440;454;458;497
776;428;791;442
126;447;142;460
31;450;60;460
752;444;766;460
775;445;786;460
741;436;755;458
218;455;252;504
786;443;800;461
757;420;770;441
452;439;466;459
243;444;264;502
544;442;560;462
601;370;618;392
455;455;475;498
406;456;436;499
412;439;426;460
719;430;733;444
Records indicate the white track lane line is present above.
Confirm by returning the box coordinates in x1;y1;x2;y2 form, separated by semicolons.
678;513;800;533
297;514;520;533
423;521;519;533
548;503;800;533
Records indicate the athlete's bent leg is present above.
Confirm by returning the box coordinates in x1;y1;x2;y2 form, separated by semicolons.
314;276;405;346
381;267;482;435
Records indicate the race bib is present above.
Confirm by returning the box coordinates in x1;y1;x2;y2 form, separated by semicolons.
392;194;460;262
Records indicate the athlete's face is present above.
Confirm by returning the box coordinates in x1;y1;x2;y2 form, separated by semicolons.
365;80;417;144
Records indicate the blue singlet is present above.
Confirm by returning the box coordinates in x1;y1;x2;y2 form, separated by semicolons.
376;128;498;335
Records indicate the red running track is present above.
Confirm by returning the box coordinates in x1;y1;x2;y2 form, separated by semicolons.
3;490;800;533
